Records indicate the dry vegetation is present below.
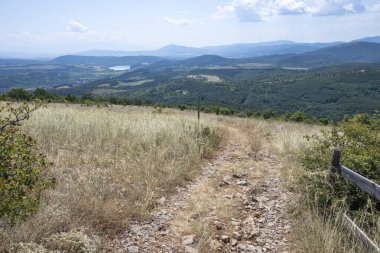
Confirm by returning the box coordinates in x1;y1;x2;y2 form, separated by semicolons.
249;119;379;253
0;104;222;251
1;104;378;252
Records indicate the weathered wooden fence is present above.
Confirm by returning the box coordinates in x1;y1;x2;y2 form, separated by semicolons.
330;149;380;252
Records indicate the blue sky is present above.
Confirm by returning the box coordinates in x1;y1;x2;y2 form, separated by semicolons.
0;0;380;55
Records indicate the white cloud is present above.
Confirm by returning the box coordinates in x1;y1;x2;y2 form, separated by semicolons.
372;3;380;11
164;17;190;26
215;0;371;22
276;0;308;15
312;0;366;16
65;20;89;33
214;0;271;21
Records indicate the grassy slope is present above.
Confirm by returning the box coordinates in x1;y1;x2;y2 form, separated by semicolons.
0;104;222;251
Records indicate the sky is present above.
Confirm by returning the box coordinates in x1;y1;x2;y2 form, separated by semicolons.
0;0;380;55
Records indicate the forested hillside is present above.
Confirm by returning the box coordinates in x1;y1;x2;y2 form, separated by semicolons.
52;64;380;120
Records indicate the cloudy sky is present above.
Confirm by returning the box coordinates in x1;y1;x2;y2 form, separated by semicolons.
0;0;379;55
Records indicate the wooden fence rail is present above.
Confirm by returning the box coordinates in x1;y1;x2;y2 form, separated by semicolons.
330;149;380;252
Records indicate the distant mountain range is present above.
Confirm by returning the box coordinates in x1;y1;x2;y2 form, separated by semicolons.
250;42;380;68
353;36;380;43
73;36;380;58
75;41;343;58
0;36;379;68
137;42;380;69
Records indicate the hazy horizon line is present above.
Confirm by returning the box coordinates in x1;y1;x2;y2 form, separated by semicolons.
0;34;379;59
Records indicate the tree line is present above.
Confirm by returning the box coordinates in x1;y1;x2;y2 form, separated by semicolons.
1;88;337;125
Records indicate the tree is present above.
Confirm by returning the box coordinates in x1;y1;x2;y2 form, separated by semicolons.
262;109;276;119
7;88;31;101
290;111;308;122
32;88;54;100
66;94;78;102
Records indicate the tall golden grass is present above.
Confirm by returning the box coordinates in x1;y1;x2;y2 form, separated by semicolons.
0;104;222;250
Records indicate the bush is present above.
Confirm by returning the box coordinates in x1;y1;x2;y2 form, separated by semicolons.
32;88;55;100
302;113;380;232
262;109;276;119
199;125;222;158
236;112;247;118
0;102;50;223
220;108;231;115
6;89;31;101
290;111;308;122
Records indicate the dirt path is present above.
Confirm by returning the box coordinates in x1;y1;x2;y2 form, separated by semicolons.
111;125;292;253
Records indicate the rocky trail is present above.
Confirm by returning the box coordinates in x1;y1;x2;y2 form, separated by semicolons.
111;125;292;253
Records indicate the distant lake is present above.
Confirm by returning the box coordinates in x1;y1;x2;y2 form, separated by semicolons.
109;65;131;71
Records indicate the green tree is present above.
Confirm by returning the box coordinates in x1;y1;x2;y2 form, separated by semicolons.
32;88;54;100
262;109;276;119
7;88;31;101
290;111;308;122
66;94;78;102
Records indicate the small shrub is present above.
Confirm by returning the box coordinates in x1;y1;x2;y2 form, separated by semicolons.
262;109;276;119
0;102;50;224
220;108;231;115
236;112;247;118
43;230;98;253
199;126;222;158
10;242;51;253
290;111;308;122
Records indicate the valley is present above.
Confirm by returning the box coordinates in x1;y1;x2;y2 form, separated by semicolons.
1;38;380;121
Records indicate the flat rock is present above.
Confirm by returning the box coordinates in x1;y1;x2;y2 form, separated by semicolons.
233;231;242;240
182;235;195;246
156;197;166;205
237;243;248;250
210;239;223;250
185;246;198;253
250;228;260;238
236;179;248;186
127;245;139;253
221;235;230;243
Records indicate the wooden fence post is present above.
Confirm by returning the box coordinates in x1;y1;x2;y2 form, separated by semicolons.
331;149;341;174
329;149;341;186
197;95;200;127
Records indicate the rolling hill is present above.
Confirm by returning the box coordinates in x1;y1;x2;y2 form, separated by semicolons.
251;42;380;68
44;42;380;69
353;35;380;44
74;41;342;58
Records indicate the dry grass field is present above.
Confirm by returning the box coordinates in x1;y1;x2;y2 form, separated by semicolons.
0;104;222;251
0;104;378;252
